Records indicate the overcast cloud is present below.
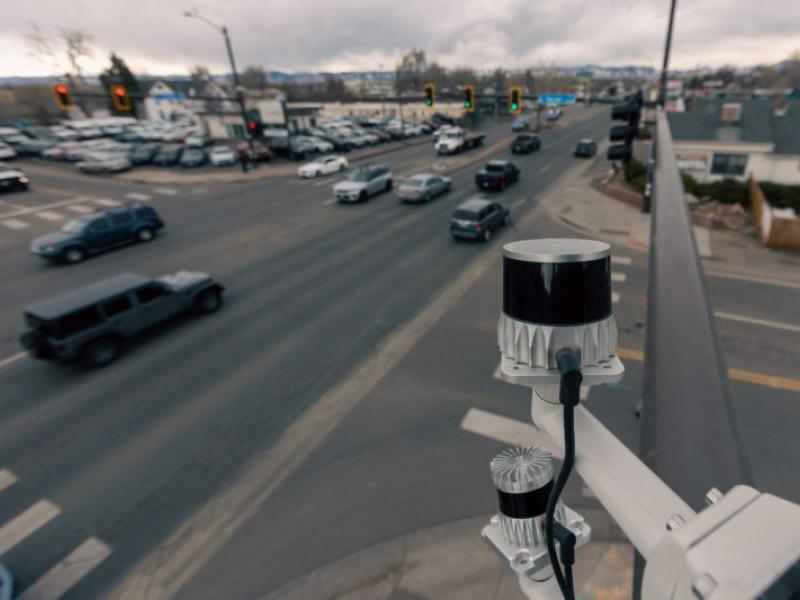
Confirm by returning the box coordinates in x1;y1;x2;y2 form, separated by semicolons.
2;0;799;77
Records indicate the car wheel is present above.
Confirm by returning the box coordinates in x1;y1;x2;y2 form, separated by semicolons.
196;288;223;314
136;227;155;242
504;213;512;226
339;163;346;172
482;229;491;242
62;247;85;264
385;179;393;191
424;192;431;202
316;170;322;178
82;336;123;368
359;191;368;202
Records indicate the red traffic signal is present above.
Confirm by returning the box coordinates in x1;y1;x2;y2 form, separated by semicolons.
110;85;133;112
52;83;74;110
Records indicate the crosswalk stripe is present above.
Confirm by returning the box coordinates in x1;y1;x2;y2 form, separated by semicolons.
19;537;111;600
67;205;94;214
323;198;337;206
460;408;562;458
2;219;29;230
35;211;64;221
611;272;627;283
612;292;620;304
151;188;178;196
0;500;61;556
611;255;632;266
125;193;152;201
0;469;17;494
94;199;121;207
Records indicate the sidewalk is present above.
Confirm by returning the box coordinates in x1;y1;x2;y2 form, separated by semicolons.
264;514;632;600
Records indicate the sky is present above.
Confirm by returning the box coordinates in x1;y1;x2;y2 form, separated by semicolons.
2;0;799;77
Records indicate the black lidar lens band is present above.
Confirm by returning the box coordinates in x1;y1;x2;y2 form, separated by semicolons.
497;480;554;518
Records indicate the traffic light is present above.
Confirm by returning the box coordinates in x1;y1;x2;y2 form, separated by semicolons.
52;83;74;110
463;85;475;112
606;96;641;163
424;83;435;107
246;108;262;136
110;85;133;112
509;86;523;114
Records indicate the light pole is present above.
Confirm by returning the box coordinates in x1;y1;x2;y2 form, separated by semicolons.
379;63;385;117
183;8;255;158
658;0;678;106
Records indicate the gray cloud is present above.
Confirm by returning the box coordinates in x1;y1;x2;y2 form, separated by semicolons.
2;0;799;76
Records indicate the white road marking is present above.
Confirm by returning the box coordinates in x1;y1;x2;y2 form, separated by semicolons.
93;199;121;207
0;500;61;556
313;178;333;187
705;269;800;290
612;292;620;304
0;469;17;494
611;255;632;266
539;164;552;174
580;385;590;401
35;211;64;221
511;197;526;210
714;311;800;334
2;218;29;230
611;272;627;283
151;188;178;196
323;198;338;206
191;188;207;194
124;192;152;201
0;351;26;369
67;204;94;214
460;408;561;457
19;537;111;600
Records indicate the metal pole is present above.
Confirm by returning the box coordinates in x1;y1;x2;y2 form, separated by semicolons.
658;0;678;106
379;63;385;117
221;26;256;159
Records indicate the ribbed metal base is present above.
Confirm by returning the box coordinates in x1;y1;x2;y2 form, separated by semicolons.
497;505;566;548
497;313;618;369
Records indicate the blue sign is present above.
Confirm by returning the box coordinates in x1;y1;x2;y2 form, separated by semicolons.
537;93;576;105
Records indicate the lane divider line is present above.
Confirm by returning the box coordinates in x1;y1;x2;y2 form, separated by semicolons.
124;193;152;201
714;311;800;334
1;219;29;230
611;272;627;283
19;537;112;600
611;256;632;266
0;469;17;494
0;499;61;556
0;351;26;369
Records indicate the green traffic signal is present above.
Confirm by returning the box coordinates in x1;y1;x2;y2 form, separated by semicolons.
464;100;471;108
511;102;519;111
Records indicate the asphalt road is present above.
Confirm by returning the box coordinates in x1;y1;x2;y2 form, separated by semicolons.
0;105;797;599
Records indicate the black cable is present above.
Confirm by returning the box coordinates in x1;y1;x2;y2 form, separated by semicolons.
545;348;582;600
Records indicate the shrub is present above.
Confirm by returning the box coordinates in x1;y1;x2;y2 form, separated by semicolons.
758;182;800;212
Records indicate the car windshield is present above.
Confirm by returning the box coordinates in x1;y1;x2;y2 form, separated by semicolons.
453;209;479;220
62;219;87;234
404;177;427;188
486;163;505;172
349;171;371;182
443;131;462;139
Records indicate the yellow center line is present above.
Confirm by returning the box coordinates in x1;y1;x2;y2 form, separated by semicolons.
617;347;800;393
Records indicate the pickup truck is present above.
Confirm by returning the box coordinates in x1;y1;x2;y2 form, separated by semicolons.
475;160;520;191
435;129;485;155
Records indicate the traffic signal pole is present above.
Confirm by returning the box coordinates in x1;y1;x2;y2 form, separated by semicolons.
659;0;678;106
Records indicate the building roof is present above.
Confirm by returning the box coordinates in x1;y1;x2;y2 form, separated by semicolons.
668;99;800;154
25;273;151;319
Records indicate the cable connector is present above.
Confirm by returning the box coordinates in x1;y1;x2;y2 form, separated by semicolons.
556;347;583;407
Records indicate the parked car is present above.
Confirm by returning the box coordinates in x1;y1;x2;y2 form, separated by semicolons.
475;161;520;191
511;134;541;154
19;270;225;367
0;142;17;160
396;173;452;203
0;163;29;192
209;145;237;167
152;145;183;166
76;153;132;174
288;137;318;160
333;164;393;203
297;155;348;178
15;139;58;157
41;145;70;161
130;143;160;165
179;147;207;168
450;198;511;242
574;138;597;158
185;134;209;148
236;141;272;163
30;203;164;264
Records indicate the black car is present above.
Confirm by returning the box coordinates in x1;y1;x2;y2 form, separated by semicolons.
574;138;598;158
30;203;164;264
475;160;520;191
179;147;207;168
130;143;160;165
450;198;510;242
0;163;29;192
152;145;183;166
511;134;541;154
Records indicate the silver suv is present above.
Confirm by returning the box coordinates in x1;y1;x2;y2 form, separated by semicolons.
19;271;225;367
332;164;393;203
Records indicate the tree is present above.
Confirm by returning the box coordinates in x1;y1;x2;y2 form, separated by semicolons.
190;65;211;81
240;65;268;91
396;48;427;94
99;53;140;116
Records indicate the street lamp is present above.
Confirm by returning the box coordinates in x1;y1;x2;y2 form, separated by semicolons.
183;8;255;156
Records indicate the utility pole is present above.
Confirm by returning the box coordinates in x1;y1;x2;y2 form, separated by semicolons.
659;0;678;106
184;8;256;159
379;63;386;117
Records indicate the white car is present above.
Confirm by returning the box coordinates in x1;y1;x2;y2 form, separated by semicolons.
209;145;237;167
0;142;17;160
76;153;132;174
297;155;348;178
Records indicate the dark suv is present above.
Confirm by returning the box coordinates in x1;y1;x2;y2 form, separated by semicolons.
574;138;597;158
20;271;225;367
450;197;510;242
511;134;541;154
30;203;164;264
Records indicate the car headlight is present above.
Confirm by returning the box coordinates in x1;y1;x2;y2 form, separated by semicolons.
19;176;29;183
40;245;54;253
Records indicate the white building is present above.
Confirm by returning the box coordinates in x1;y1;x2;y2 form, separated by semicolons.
139;79;234;122
668;99;800;185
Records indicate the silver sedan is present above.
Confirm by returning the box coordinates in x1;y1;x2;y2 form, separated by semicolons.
396;173;452;203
